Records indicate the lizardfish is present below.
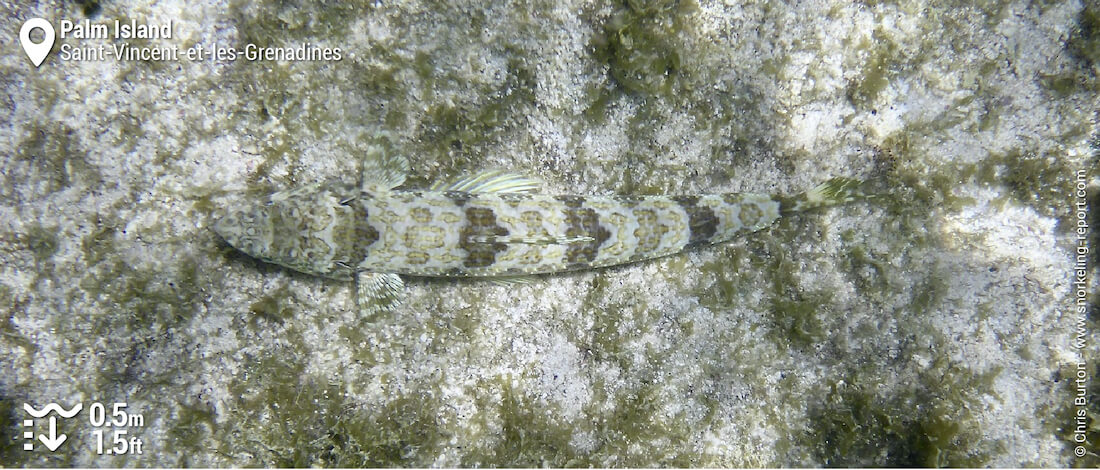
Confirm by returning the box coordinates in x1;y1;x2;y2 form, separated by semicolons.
213;151;862;310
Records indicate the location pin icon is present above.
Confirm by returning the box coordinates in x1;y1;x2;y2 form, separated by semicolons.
20;18;55;67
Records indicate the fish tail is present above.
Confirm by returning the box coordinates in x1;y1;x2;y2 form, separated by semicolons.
780;177;867;214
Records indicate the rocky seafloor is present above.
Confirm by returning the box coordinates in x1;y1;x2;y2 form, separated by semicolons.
1;0;1097;466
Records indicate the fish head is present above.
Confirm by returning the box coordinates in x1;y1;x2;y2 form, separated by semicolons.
214;201;276;263
215;183;357;279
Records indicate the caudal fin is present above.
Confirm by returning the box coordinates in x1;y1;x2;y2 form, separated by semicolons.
780;177;867;214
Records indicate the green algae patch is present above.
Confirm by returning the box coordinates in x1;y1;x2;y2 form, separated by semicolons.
871;87;1091;236
23;223;60;265
873;137;970;219
603;10;682;95
767;292;831;351
248;286;297;324
627;0;680;15
596;0;699;96
1047;361;1100;467
230;1;360;49
584;380;705;466
908;268;950;314
461;378;581;466
165;402;218;467
877;135;1094;235
219;356;469;466
806;360;1001;467
224;3;372;187
352;43;539;188
13;121;101;195
838;245;892;295
579;272;674;372
416;54;537;181
1056;4;1100;94
317;379;467;467
469;373;713;467
341;394;449;466
219;354;351;466
757;241;831;350
78;258;201;329
846;31;898;110
588;302;639;369
0;396;24;464
69;253;207;393
697;246;756;310
701;230;845;353
978;148;1087;231
81;219;118;266
0;285;37;363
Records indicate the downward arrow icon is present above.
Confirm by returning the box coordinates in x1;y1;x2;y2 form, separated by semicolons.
38;416;66;451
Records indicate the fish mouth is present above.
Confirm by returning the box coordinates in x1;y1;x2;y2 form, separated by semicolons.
211;209;273;257
211;214;235;238
212;210;250;245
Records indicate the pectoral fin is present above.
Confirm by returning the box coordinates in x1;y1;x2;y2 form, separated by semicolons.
356;272;405;317
361;138;409;191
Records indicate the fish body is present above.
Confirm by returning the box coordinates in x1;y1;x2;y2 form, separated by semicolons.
364;189;780;277
214;152;861;309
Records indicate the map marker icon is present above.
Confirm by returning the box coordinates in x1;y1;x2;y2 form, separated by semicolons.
20;18;55;67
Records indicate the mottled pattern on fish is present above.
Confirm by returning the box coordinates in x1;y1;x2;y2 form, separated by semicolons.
214;172;862;281
357;189;781;277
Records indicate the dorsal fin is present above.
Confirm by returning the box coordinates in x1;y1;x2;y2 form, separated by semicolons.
430;170;541;194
